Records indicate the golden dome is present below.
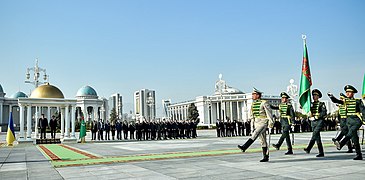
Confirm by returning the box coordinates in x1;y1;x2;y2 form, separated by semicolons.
30;83;64;99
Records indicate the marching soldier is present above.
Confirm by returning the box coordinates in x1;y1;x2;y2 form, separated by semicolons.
271;92;295;155
328;93;353;153
238;88;274;162
331;85;365;160
304;89;327;157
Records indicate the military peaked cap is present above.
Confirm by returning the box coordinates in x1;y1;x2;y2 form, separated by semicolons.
344;85;358;93
252;87;263;95
280;92;290;98
312;89;322;98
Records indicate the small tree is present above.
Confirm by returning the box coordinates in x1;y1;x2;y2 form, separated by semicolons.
188;103;199;122
110;108;117;124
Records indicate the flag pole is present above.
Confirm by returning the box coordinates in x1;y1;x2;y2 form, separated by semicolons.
302;34;307;44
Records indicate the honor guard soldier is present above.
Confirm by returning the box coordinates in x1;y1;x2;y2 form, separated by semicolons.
304;89;327;157
271;92;295;155
328;93;353;153
331;85;365;160
238;88;274;162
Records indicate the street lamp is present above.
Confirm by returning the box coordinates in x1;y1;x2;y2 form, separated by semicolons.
25;58;48;88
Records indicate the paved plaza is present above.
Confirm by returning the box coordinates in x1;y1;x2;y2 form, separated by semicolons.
1;130;365;179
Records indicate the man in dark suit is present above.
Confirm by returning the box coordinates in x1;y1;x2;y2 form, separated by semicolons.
91;120;98;140
49;115;57;139
98;120;104;140
39;114;48;139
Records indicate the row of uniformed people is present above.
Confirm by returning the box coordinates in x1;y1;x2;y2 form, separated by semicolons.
91;119;199;141
216;120;251;137
238;86;364;162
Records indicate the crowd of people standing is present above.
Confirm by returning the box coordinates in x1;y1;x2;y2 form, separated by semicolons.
90;119;199;141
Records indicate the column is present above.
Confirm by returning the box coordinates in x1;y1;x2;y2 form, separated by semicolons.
9;105;12;114
216;102;220;120
19;105;25;140
0;103;3;126
34;106;39;139
26;105;32;140
236;101;240;120
91;106;95;122
229;101;233;120
71;106;76;138
60;107;65;138
47;106;51;123
65;106;70;137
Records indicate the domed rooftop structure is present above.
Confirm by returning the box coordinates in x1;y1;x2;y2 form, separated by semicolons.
30;83;64;99
76;85;98;98
10;91;28;99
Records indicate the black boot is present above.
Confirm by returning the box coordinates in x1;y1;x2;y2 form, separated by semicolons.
353;144;363;160
304;140;315;154
238;138;254;152
316;142;324;157
285;148;293;155
272;144;280;150
260;147;269;162
337;136;351;150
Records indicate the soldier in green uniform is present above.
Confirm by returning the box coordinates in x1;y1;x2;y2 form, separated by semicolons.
332;85;365;160
304;89;327;157
328;93;353;153
237;88;274;162
271;92;295;155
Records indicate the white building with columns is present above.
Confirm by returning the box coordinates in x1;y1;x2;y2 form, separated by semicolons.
17;83;78;142
75;85;108;123
0;82;111;143
166;75;281;127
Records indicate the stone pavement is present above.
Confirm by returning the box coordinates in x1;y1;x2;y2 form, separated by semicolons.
1;130;365;179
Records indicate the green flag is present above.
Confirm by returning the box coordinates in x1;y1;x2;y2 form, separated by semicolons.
362;74;365;99
299;39;312;114
79;119;86;139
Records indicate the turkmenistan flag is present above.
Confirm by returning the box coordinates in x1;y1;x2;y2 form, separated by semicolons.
79;119;86;140
299;39;312;114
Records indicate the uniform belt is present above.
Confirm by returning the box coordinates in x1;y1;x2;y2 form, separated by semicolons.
340;116;347;118
347;112;363;120
254;116;267;119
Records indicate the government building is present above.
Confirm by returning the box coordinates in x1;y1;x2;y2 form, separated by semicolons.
166;74;281;127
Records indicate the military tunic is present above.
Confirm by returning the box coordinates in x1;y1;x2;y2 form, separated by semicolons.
333;97;365;157
250;99;274;147
304;100;327;155
271;102;295;150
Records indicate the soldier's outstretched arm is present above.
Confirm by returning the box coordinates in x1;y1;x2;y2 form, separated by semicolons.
327;93;344;104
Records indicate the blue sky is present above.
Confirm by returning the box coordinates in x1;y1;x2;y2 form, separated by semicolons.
0;0;364;114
